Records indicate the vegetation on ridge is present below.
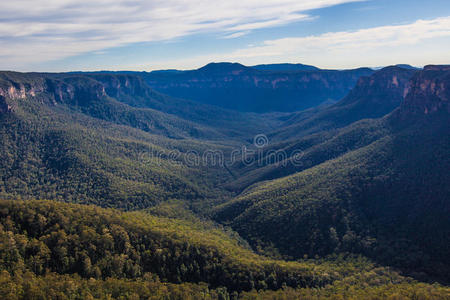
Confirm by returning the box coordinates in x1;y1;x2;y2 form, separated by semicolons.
0;66;449;298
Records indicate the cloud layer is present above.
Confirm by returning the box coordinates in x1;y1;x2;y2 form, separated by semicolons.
235;16;450;57
0;0;363;69
145;16;450;70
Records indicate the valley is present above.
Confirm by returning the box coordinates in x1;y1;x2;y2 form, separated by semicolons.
0;63;449;299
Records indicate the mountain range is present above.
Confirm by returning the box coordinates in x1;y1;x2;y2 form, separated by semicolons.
0;63;449;298
134;62;374;112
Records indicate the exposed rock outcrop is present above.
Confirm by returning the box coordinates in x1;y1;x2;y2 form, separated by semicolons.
399;65;450;118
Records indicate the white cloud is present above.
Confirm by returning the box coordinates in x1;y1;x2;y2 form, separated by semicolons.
221;17;450;57
128;16;450;71
0;0;364;69
222;31;251;39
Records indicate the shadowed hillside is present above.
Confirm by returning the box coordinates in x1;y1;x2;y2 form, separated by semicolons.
224;66;418;192
140;62;374;112
214;66;450;283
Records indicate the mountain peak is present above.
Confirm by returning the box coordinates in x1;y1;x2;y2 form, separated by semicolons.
394;64;420;70
197;62;251;74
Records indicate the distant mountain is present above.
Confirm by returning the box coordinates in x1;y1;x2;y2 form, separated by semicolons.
214;65;450;283
149;69;184;74
268;66;417;141
138;62;374;112
251;63;320;72
56;72;283;138
394;64;421;70
372;64;421;70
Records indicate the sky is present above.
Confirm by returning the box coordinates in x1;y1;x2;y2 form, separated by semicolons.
1;0;450;71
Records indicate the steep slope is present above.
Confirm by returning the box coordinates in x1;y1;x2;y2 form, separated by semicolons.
225;119;389;192
269;66;417;141
141;62;374;112
397;65;450;117
55;72;283;138
224;66;417;192
0;72;242;208
214;66;450;282
0;72;218;140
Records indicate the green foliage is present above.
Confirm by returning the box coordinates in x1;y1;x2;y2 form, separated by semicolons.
241;280;450;300
0;270;228;300
1;200;448;299
2;270;448;300
215;112;450;282
0;96;233;209
0;71;286;209
0;199;335;292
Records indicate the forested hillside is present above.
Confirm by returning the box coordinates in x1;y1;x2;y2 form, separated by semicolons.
0;70;285;208
214;66;450;283
0;65;449;298
223;66;417;192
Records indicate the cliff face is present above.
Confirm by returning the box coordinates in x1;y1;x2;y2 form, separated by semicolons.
0;84;38;100
0;74;45;100
87;74;151;100
0;72;108;110
0;73;47;112
399;65;450;117
341;66;415;108
46;77;107;107
268;66;418;141
142;63;374;112
0;65;374;114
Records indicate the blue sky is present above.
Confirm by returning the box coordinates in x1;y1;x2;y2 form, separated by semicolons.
1;0;450;71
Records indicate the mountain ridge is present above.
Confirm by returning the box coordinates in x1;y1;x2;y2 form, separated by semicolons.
221;66;419;192
139;63;374;112
213;66;450;283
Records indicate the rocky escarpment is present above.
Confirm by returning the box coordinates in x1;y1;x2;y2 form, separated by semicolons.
45;76;107;107
339;66;416;110
0;72;108;109
141;62;374;112
398;65;450;118
87;74;151;100
0;84;36;100
0;72;47;111
267;66;417;141
0;73;46;100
